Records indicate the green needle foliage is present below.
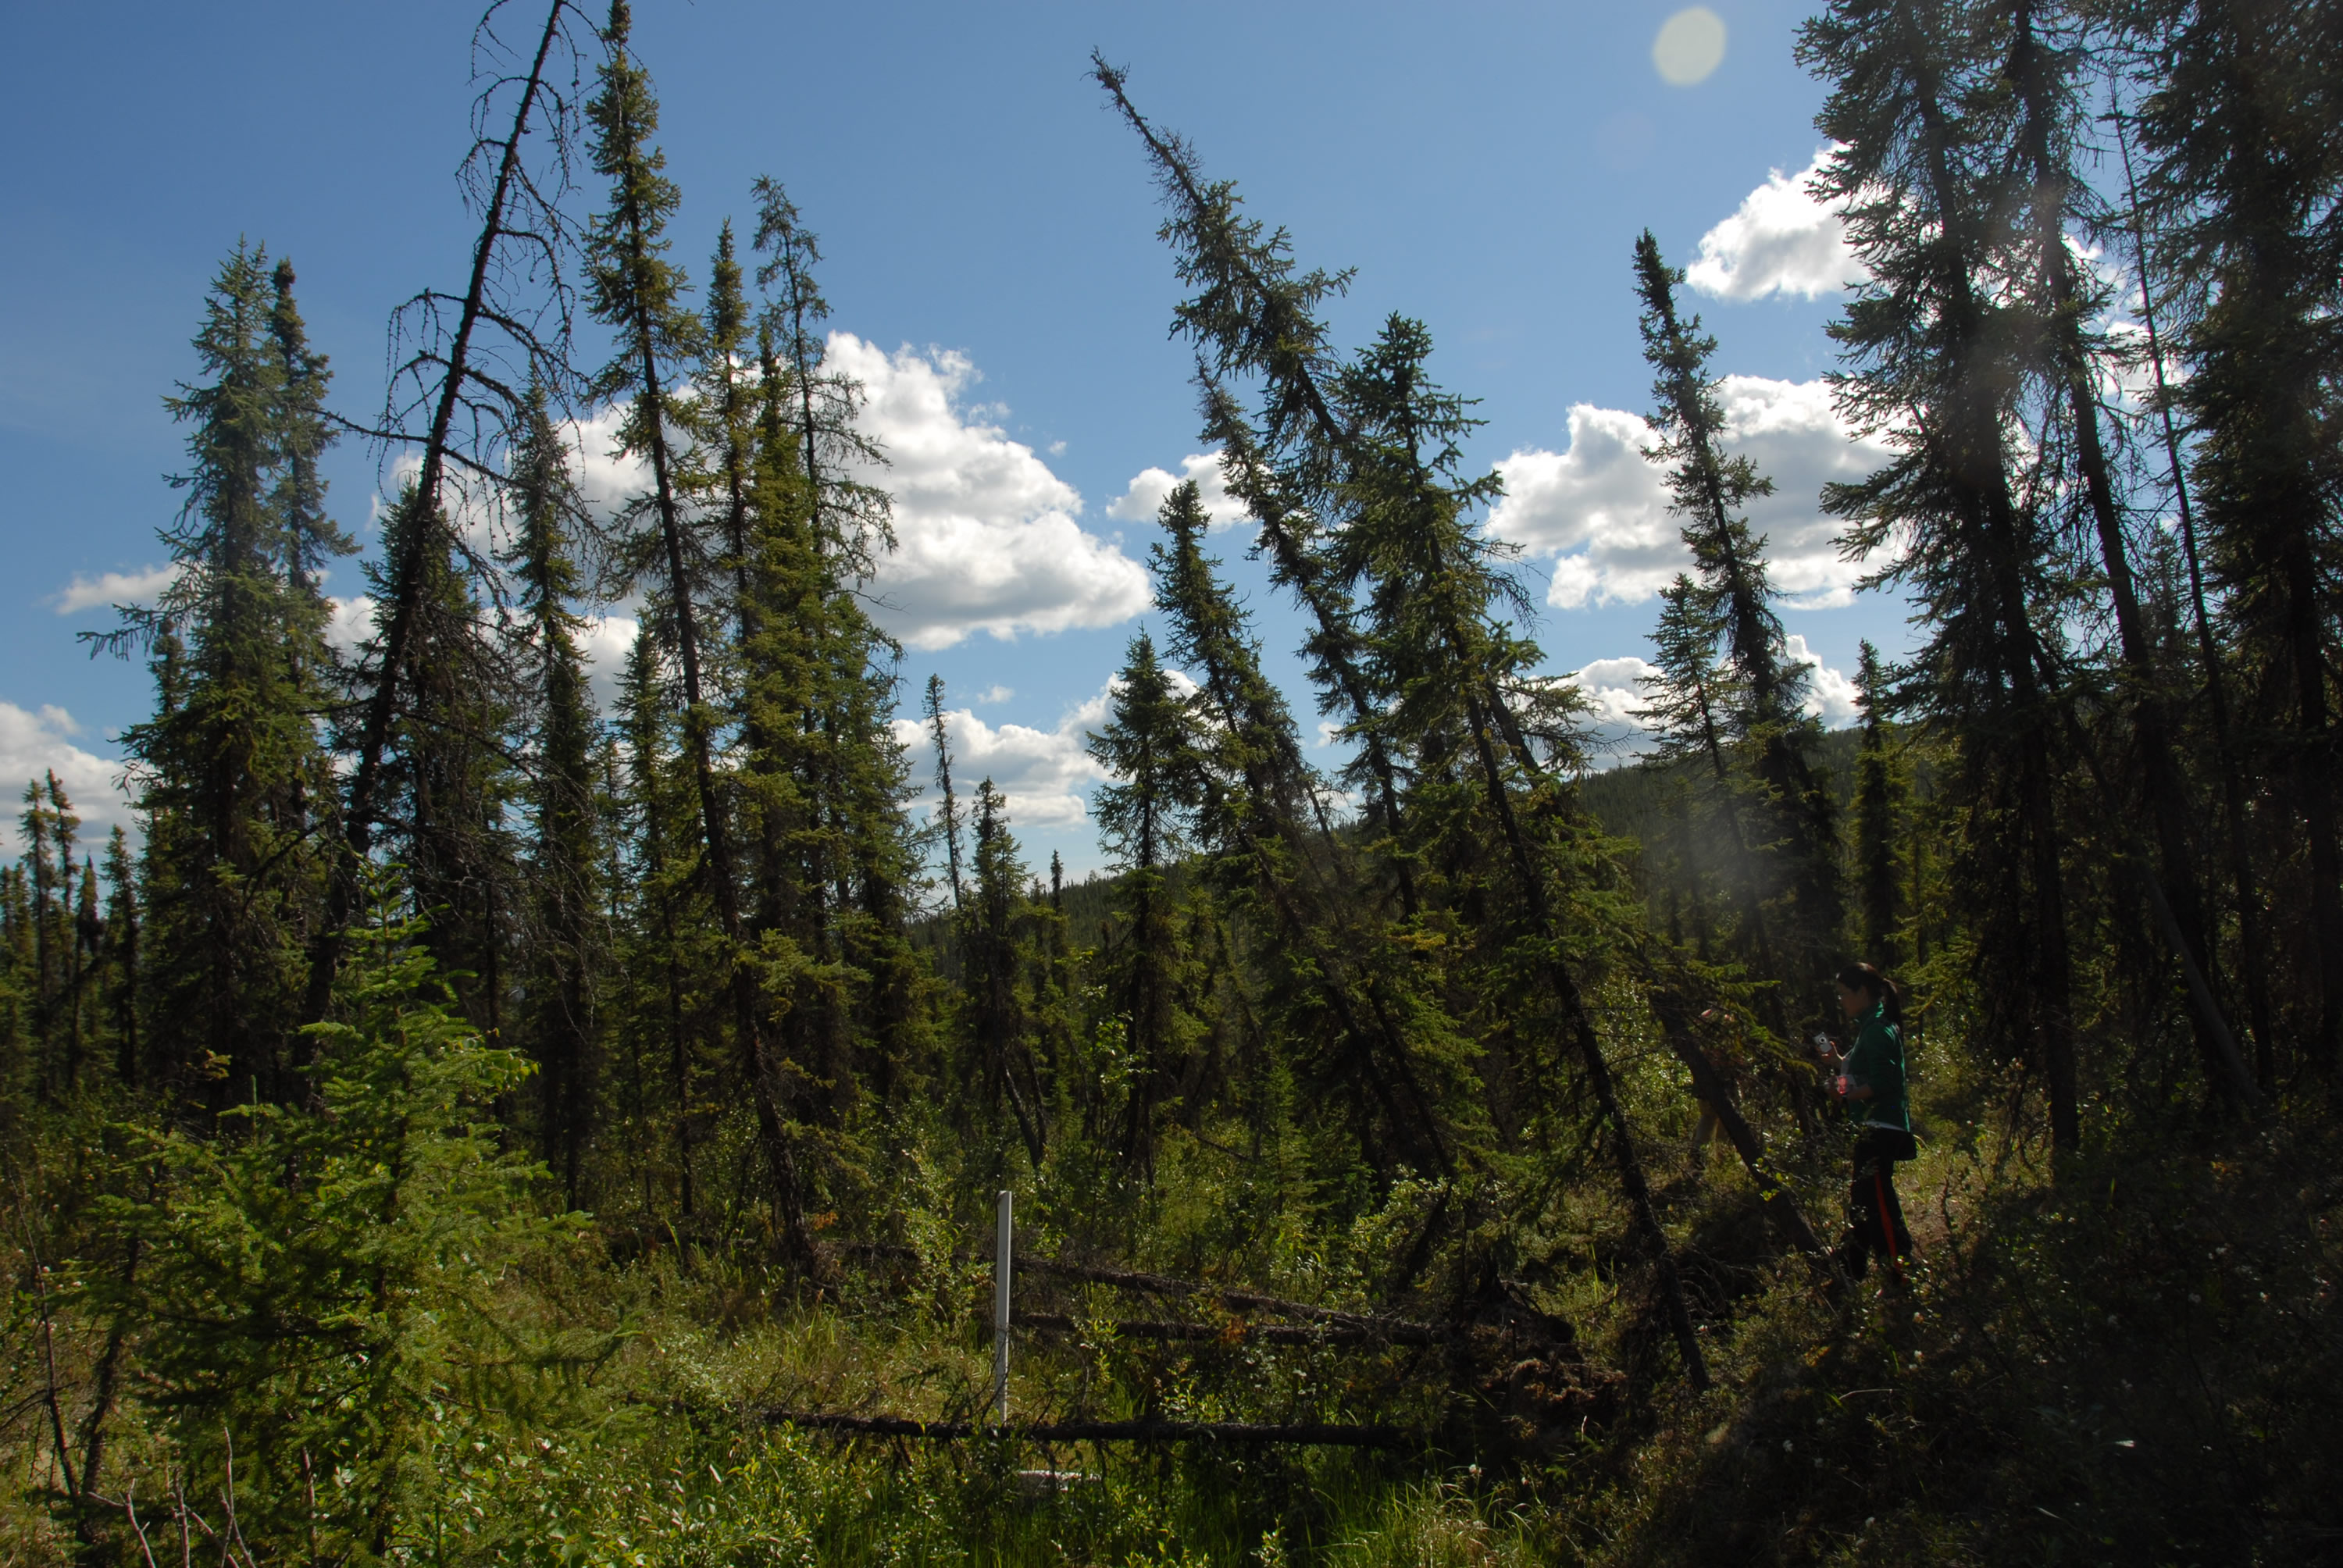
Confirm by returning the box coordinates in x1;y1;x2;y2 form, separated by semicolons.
93;910;578;1566
12;5;2343;1563
1632;232;1840;1007
112;244;341;1109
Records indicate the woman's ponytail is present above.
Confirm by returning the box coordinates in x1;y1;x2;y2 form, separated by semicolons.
1836;961;1902;1023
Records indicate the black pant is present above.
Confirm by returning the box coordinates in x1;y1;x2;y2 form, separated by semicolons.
1839;1128;1913;1276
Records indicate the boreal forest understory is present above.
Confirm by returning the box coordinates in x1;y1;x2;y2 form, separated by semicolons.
6;1;2342;1563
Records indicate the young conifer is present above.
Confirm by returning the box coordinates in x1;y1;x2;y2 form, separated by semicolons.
102;827;138;1086
506;387;605;1205
1851;641;1906;968
961;782;1046;1167
1089;631;1204;1172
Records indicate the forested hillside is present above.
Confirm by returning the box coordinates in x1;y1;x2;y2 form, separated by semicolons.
5;1;2340;1563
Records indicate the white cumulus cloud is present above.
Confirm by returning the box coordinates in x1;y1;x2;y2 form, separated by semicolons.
1564;640;1860;770
891;688;1117;832
0;703;130;853
1567;655;1666;764
55;565;180;617
827;333;1150;650
1686;147;1863;302
890;667;1204;838
580;614;640;715
1107;451;1245;530
1786;633;1861;728
1571;656;1660;731
1488;376;1895;611
326;595;374;656
387;337;1148;659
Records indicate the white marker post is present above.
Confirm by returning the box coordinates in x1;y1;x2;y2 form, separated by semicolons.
993;1188;1013;1428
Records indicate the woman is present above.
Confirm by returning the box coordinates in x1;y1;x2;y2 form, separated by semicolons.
1815;963;1915;1278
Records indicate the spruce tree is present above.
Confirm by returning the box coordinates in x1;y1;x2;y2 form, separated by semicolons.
1150;483;1457;1178
1334;312;1710;1384
1632;231;1839;979
1088;630;1204;1171
102;827;139;1086
924;675;967;913
1637;576;1785;987
1803;0;2084;1147
1851;641;1906;968
313;0;589;1021
2130;0;2343;1064
752;177;893;572
366;483;517;1035
2112;98;2276;1079
16;777;80;1096
506;387;604;1205
613;628;704;1217
960;782;1046;1167
1988;0;2252;1103
115;244;338;1107
1095;59;1419;917
265;257;355;637
585;0;814;1256
731;317;926;1138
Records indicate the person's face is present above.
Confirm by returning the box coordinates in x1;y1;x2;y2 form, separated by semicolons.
1837;983;1869;1019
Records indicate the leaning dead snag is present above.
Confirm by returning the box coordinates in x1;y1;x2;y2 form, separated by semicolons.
308;0;594;1026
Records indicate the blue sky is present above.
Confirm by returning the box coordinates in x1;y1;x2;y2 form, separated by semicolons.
0;0;1913;875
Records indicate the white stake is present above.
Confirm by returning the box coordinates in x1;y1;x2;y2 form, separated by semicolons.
993;1188;1013;1427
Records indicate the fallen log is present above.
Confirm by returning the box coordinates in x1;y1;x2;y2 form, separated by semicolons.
839;1242;1455;1340
757;1408;1417;1448
1011;1310;1443;1346
1642;979;1829;1259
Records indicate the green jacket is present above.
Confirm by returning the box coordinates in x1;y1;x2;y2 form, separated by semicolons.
1843;1001;1910;1133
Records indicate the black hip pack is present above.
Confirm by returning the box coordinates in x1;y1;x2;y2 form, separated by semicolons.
1857;1126;1918;1163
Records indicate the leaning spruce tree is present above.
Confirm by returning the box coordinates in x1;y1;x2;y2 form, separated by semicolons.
1099;59;1713;1387
1802;0;2083;1149
1632;230;1841;992
584;0;816;1256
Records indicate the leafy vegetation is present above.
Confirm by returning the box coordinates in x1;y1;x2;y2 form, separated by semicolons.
6;0;2342;1562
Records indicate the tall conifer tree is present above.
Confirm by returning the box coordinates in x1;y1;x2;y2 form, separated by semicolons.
585;0;814;1254
1089;631;1204;1171
2131;0;2343;1064
507;388;604;1205
116;245;337;1106
1632;231;1840;981
1803;0;2084;1147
